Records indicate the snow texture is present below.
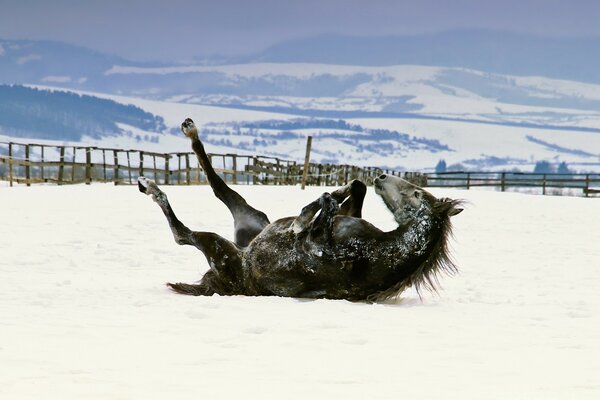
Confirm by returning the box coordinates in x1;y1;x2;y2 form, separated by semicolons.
0;183;599;399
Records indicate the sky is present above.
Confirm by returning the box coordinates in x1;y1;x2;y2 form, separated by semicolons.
1;0;600;62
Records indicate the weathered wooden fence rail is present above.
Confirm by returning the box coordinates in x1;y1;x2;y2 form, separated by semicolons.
0;141;402;188
1;141;599;197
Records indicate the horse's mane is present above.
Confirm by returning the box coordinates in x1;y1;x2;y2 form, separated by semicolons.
368;198;464;302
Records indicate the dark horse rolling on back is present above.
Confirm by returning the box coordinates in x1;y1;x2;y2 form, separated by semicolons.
138;118;463;302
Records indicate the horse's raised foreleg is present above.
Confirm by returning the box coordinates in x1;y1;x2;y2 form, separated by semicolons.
181;118;269;247
309;193;339;245
290;198;322;234
138;177;244;295
330;179;366;218
290;192;339;244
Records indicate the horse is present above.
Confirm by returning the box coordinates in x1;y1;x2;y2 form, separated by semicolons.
137;118;463;301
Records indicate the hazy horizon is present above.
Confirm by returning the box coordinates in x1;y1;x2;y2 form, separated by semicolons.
1;0;600;62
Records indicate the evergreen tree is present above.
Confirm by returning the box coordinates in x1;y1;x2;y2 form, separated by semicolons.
533;160;554;174
557;161;571;174
435;159;447;173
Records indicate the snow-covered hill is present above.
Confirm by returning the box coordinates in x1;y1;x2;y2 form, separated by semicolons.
103;63;600;128
2;85;598;172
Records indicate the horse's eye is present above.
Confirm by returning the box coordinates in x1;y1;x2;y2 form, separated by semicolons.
414;191;421;199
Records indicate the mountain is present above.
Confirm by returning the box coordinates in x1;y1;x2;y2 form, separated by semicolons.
252;30;600;84
0;85;166;140
0;39;126;88
1;35;600;172
2;36;600;128
104;63;600;131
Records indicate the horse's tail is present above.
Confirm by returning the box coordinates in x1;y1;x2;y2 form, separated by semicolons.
166;282;215;296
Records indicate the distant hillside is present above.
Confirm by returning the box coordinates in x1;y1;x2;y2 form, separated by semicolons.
253;30;600;84
0;85;166;140
200;118;451;165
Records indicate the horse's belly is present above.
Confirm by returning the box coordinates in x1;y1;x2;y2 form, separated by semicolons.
242;229;319;297
241;220;405;300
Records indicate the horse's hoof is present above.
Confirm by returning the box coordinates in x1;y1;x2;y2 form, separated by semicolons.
181;118;198;138
138;176;154;194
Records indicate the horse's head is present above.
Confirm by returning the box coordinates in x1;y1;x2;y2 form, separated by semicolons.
373;174;463;299
374;174;463;225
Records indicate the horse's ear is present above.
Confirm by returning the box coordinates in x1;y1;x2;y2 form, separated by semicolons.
449;207;463;216
438;198;464;216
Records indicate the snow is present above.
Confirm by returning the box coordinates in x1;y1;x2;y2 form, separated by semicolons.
103;63;600;124
1;183;599;399
16;54;42;65
24;84;600;172
41;76;73;83
349;117;600;170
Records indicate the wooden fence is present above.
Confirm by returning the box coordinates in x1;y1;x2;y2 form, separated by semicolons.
1;141;599;197
0;141;404;188
426;171;600;197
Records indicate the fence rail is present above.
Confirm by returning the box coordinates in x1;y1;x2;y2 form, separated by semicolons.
426;171;600;197
0;141;405;188
1;141;599;197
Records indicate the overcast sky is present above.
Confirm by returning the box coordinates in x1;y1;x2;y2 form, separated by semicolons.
1;0;599;62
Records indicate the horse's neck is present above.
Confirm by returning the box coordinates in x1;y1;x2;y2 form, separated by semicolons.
387;212;437;257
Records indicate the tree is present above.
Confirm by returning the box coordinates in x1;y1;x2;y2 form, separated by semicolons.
557;161;571;174
435;159;447;173
533;160;554;174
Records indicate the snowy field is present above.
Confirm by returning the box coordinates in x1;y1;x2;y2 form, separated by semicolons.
1;183;599;399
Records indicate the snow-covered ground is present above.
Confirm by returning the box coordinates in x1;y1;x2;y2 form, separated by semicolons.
1;183;599;399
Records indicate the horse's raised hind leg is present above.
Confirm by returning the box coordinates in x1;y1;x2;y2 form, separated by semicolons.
180;118;269;247
330;179;367;218
138;177;244;295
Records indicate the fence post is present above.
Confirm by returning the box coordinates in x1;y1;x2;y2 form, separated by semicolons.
252;157;258;185
301;136;313;190
8;142;13;187
139;151;144;180
85;147;92;184
501;172;506;192
585;174;590;197
185;154;191;185
152;154;157;182
113;150;120;185
40;145;45;182
228;154;236;184
466;172;470;190
126;151;133;184
58;146;65;185
71;147;76;182
102;149;107;181
542;174;547;195
164;155;170;185
25;144;31;186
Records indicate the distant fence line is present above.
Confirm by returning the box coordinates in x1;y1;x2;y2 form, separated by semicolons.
1;141;599;197
0;141;409;188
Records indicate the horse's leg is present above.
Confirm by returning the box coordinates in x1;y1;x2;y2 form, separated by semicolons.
181;118;270;247
290;198;323;234
138;177;244;295
290;192;339;241
330;179;367;218
309;193;339;244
